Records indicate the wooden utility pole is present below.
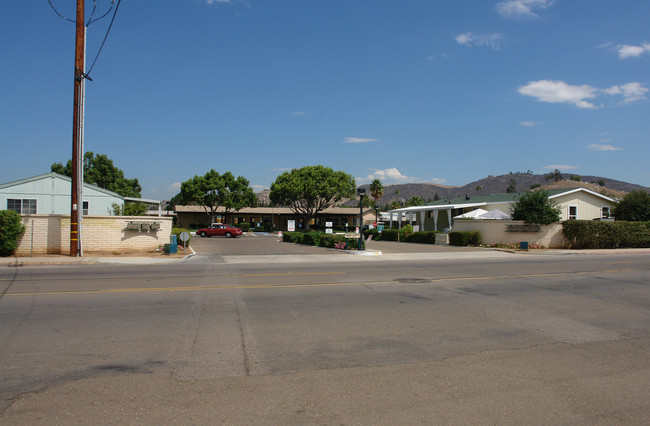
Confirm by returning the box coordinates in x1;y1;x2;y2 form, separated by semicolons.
70;0;85;257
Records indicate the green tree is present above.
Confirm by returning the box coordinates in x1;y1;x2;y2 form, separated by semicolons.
370;179;384;204
389;200;401;210
359;194;374;208
111;201;148;216
180;169;256;223
510;190;561;225
406;196;423;206
269;165;355;230
0;210;26;256
51;152;141;198
545;168;563;182
506;178;517;193
613;190;650;221
222;172;257;213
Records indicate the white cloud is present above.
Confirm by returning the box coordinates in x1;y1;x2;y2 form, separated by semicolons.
615;42;650;59
343;137;379;144
611;82;648;104
357;168;420;185
544;164;578;171
291;111;306;116
455;32;503;50
519;120;540;127
168;182;181;190
518;80;648;108
206;0;232;4
431;177;447;185
496;0;554;20
518;80;598;108
588;144;622;152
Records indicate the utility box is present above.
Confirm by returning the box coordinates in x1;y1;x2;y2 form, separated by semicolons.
166;234;178;254
520;241;529;251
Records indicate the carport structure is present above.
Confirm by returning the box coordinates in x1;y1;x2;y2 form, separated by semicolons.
388;202;487;232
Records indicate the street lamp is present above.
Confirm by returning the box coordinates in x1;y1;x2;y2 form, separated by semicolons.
357;188;366;250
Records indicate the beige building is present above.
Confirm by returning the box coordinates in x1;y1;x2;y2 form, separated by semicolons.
175;205;376;231
388;188;616;232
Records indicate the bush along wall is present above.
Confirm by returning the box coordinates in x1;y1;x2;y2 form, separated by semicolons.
281;232;365;250
403;231;441;244
0;210;25;256
449;231;482;246
562;220;650;249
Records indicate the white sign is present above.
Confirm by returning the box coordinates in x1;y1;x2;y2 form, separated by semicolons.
326;228;333;234
288;220;296;232
326;222;333;228
179;231;191;242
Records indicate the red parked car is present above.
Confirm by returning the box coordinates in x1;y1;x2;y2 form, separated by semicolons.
196;223;243;238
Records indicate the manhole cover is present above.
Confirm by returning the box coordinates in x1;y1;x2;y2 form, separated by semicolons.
393;278;431;283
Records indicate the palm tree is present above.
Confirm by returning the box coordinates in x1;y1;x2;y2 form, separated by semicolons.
370;179;384;222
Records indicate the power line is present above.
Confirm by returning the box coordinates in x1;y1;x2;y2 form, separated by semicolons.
48;0;75;23
86;0;122;77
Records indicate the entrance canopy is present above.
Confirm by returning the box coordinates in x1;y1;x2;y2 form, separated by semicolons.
388;202;486;232
477;208;511;220
453;208;488;219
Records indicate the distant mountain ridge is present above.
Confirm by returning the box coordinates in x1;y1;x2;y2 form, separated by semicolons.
339;173;648;207
255;173;648;207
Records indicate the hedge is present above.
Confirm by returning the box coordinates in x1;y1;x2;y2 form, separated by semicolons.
403;231;441;244
234;223;250;232
380;229;400;241
562;220;650;249
449;231;482;246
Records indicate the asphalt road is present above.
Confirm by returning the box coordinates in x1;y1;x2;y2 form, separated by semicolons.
1;238;649;424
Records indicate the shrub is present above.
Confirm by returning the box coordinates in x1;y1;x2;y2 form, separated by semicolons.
234;223;250;232
404;231;440;244
363;228;380;240
613;190;650;222
380;229;399;241
0;210;26;256
449;231;482;246
171;227;192;246
301;231;323;246
511;190;561;225
283;231;302;243
318;234;365;250
399;224;414;241
562;220;650;249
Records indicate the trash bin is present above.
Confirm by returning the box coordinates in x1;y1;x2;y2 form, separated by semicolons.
520;241;528;251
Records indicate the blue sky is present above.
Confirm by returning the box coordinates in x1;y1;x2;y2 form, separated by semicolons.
2;0;649;200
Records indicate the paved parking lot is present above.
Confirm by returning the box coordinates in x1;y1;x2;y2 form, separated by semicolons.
190;232;486;256
190;232;347;256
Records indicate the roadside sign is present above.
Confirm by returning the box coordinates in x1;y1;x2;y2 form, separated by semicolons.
344;233;360;239
288;220;295;231
179;231;190;242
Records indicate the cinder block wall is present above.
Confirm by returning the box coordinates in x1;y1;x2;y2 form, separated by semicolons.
16;215;173;255
452;220;568;248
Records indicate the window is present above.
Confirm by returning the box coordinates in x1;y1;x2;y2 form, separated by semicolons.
82;201;89;216
7;199;21;212
568;205;578;220
7;199;36;214
600;207;609;219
